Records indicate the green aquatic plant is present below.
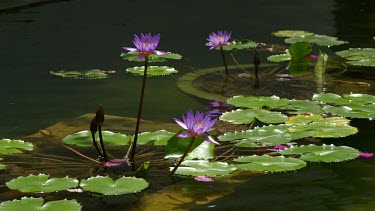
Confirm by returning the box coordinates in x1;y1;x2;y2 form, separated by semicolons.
49;69;109;79
336;48;375;67
62;130;131;147
0;197;82;211
170;160;237;177
0;158;5;170
0;139;33;155
126;66;178;76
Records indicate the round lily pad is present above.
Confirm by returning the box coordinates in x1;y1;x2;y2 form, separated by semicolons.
62;130;131;147
49;69;108;79
267;54;290;62
322;105;375;119
137;130;175;145
234;154;307;172
126;66;178;76
170;160;237;177
80;176;149;195
279;144;360;163
121;52;182;62
221;39;258;51
6;174;79;193
272;30;314;38
220;109;288;124
0;158;5;170
336;48;375;66
0;139;34;155
0;197;82;211
285;35;348;47
226;95;288;109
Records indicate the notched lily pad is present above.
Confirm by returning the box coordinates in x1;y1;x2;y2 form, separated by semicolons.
234;154;306;172
226;95;288;109
121;52;182;62
272;30;314;38
220;109;288;124
336;48;375;67
267;54;290;62
279;144;360;163
170;160;237;177
62;130;131;147
137;130;175;145
6;174;79;193
0;197;82;211
285;34;348;47
221;39;258;50
0;139;33;155
126;66;178;76
80;176;149;195
50;69;108;79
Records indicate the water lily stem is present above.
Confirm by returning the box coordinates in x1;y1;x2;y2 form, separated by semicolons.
130;56;149;163
169;137;196;176
98;125;108;162
91;133;104;159
220;47;229;75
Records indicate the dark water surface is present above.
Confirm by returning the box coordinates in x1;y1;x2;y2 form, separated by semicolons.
0;0;375;210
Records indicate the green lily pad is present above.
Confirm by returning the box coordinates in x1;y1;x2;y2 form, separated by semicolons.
267;53;290;62
289;42;312;61
165;132;214;160
226;95;288;109
170;160;237;177
0;158;5;170
283;100;324;115
137;130;175;145
6;174;79;193
234;154;307;172
322;105;375;118
0;139;33;155
279;144;360;162
285;114;322;125
49;69;108;79
221;39;258;51
272;30;314;38
126;66;178;76
220;109;288;124
0;197;82;211
336;48;375;67
121;52;182;62
80;176;149;195
285;34;348;47
62;130;131;147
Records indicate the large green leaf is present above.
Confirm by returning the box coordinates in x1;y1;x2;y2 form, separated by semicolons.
280;144;360;163
121;52;182;62
288;42;312;61
267;54;290;62
336;48;375;66
226;95;288;109
0;158;5;170
283;100;324;115
234;155;307;172
137;130;175;145
285;34;348;46
221;39;257;51
62;130;131;147
170;160;237;177
0;139;33;155
272;30;314;38
6;174;79;193
0;197;82;211
49;69;108;79
322;105;375;118
126;66;178;76
220;109;288;124
165;132;214;160
80;176;149;195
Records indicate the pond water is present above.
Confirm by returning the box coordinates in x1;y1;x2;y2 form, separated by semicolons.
0;0;375;210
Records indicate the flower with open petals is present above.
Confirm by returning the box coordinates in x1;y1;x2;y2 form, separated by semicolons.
123;33;170;60
206;30;234;50
173;110;219;145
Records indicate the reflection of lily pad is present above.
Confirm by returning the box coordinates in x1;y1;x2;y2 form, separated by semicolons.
62;130;131;147
171;160;237;177
221;39;258;51
6;174;79;193
226;95;288;109
234;154;306;172
280;144;360;163
272;30;314;38
137;130;175;145
49;69;108;79
0;197;82;211
220;109;288;124
285;35;348;47
80;176;149;195
0;139;34;155
126;66;178;76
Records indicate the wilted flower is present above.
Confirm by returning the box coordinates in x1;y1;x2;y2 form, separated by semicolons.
206;30;234;50
173;110;219;145
359;151;374;159
123;33;170;60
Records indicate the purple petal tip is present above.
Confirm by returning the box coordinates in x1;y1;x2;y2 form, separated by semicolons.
359;151;374;159
194;176;215;182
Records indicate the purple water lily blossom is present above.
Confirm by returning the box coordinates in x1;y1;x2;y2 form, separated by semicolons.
123;33;170;60
194;176;215;182
359;151;374;159
273;144;291;151
206;30;234;50
173;110;219;145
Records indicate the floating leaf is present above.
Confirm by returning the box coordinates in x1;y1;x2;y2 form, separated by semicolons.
0;158;5;170
0;197;82;211
126;66;178;76
121;52;182;62
221;39;257;50
0;139;33;155
280;144;360;162
226;95;288;109
322;105;375;118
288;42;312;61
6;174;78;193
267;54;290;62
171;160;237;177
283;100;324;115
80;176;149;195
137;130;175;145
336;48;375;67
220;109;288;124
49;69;108;79
285;34;348;46
165;133;214;160
234;154;306;172
285;114;322;125
62;130;131;147
272;30;314;38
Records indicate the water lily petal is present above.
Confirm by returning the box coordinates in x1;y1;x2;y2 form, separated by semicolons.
177;131;192;138
122;47;139;52
173;118;187;130
202;134;220;145
138;53;147;60
194;176;215;182
273;144;291;150
359;151;374;159
154;50;170;55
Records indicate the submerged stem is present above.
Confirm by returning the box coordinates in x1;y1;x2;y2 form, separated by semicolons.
130;56;149;163
169;137;196;176
220;47;229;75
98;125;108;162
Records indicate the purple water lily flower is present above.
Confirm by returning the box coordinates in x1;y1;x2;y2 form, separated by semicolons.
194;176;215;182
359;151;374;159
173;110;219;145
206;30;234;50
123;33;170;60
273;144;291;151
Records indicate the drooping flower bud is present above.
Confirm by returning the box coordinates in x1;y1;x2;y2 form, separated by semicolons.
96;104;104;126
90;116;97;134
